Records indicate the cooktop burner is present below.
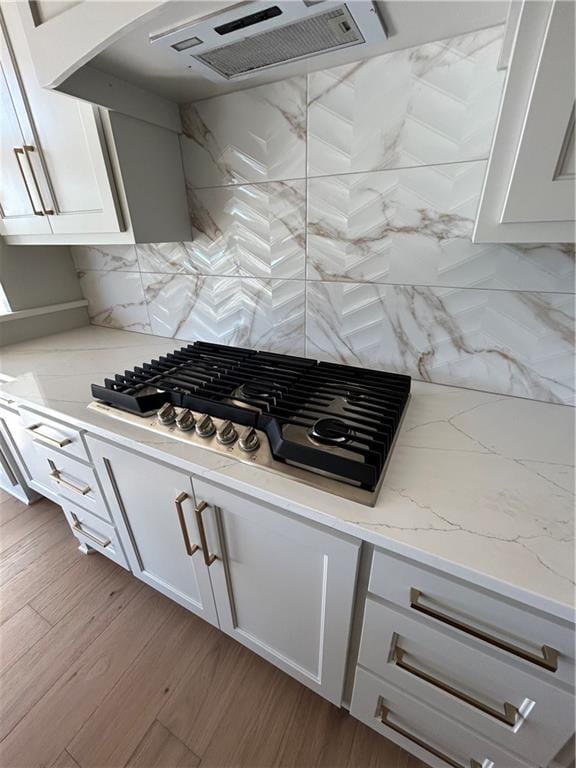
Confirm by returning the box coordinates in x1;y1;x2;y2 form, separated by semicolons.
89;341;411;505
309;417;353;445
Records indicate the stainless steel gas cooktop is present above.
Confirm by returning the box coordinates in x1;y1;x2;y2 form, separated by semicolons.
89;341;411;506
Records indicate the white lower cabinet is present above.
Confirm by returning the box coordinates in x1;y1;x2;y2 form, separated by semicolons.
351;668;531;768
86;436;360;705
87;438;219;627
192;478;360;704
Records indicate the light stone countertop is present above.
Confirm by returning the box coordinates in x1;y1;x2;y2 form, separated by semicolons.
0;326;574;621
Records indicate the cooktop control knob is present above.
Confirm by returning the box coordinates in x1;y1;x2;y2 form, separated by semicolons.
176;409;195;432
196;413;216;438
217;420;238;445
239;427;260;453
157;402;176;425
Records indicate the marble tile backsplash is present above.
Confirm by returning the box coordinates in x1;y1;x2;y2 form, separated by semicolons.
73;26;575;405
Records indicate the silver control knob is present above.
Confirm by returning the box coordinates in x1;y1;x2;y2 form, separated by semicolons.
217;420;238;445
239;427;260;453
157;402;176;425
196;413;216;438
176;409;195;432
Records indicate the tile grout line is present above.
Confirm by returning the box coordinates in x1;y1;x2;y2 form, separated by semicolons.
75;270;576;296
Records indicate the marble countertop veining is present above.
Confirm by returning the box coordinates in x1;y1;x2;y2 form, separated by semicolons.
0;326;574;620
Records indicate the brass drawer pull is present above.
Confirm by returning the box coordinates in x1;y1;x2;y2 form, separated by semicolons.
379;702;484;768
71;517;110;548
392;647;518;726
13;147;43;216
28;424;72;448
194;500;217;567
175;492;199;557
49;469;90;496
410;588;559;673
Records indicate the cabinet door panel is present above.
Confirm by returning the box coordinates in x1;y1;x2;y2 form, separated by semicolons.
1;3;123;236
87;438;217;626
0;62;50;234
193;479;360;705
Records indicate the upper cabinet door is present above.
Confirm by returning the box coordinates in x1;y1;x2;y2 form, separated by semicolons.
86;437;218;627
0;62;51;235
0;3;123;236
192;478;360;705
474;0;575;243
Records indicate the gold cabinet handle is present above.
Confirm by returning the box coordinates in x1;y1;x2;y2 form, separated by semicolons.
392;647;518;726
379;702;484;768
21;145;54;215
27;424;72;448
175;491;199;557
13;146;44;216
71;516;110;548
410;589;559;673
49;468;90;496
194;500;217;567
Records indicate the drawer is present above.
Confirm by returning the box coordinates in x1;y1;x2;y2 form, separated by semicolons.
351;667;531;768
62;503;129;569
32;442;111;522
369;549;575;687
359;599;574;766
19;407;88;462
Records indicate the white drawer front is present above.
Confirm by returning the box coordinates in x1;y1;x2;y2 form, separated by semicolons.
32;442;111;521
62;503;128;570
369;549;575;687
351;668;531;768
359;599;574;766
19;407;88;462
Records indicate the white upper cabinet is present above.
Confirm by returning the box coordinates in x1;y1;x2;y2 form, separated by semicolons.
474;0;575;243
0;3;191;245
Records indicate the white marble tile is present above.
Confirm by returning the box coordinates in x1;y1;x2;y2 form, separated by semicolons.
71;245;138;272
136;243;199;275
142;274;305;355
307;163;575;290
306;281;575;404
78;271;150;333
308;27;505;176
186;180;305;278
180;77;306;188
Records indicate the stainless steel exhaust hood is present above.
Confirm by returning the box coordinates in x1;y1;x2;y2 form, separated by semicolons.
149;2;387;82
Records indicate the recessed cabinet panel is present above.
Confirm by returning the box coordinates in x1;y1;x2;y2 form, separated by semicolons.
193;478;360;704
0;57;50;233
86;437;218;626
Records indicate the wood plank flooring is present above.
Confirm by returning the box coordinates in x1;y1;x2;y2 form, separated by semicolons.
0;496;426;768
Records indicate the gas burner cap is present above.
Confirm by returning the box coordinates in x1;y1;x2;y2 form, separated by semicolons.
239;381;278;400
310;417;352;445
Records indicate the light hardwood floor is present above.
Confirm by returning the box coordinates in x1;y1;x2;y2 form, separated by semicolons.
0;493;426;768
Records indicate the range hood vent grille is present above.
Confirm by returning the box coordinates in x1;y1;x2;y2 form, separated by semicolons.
194;6;363;78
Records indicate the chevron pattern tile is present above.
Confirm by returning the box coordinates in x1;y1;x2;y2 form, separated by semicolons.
308;27;505;176
307;162;576;291
306;281;575;404
180;77;306;188
142;274;305;355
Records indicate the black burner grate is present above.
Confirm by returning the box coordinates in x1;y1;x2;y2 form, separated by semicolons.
92;342;410;491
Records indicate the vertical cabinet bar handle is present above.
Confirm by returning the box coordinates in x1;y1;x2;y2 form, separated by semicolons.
21;145;54;214
194;500;217;567
13;147;43;216
175;492;199;557
409;588;559;672
379;703;484;768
